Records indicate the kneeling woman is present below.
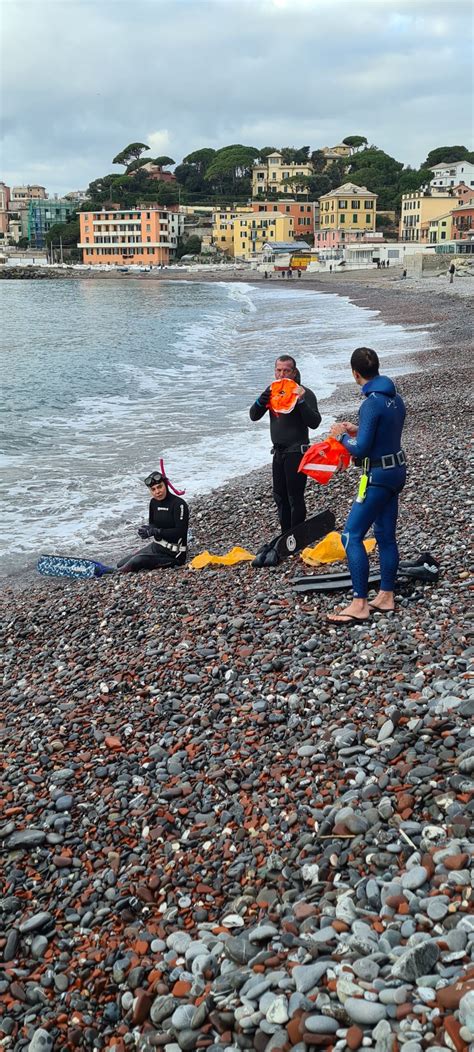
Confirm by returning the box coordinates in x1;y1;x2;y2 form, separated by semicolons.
117;470;189;573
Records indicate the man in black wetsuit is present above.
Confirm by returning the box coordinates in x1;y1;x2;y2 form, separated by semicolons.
117;471;189;573
249;355;321;531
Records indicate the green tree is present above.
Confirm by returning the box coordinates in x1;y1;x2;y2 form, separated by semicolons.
423;145;470;168
258;146;277;161
86;174;120;203
310;149;326;173
183;148;216;172
348;147;404;209
205;145;259;189
343;135;368;151
112;142;150;166
151;156;175;167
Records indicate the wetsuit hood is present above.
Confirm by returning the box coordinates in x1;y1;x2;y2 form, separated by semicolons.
362;375;396;398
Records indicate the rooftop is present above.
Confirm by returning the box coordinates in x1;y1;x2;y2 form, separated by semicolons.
320;182;377;197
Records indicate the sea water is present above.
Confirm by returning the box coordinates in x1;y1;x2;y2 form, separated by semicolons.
0;278;431;578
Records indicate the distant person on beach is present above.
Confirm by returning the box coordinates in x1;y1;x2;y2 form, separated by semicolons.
449;262;455;283
327;347;406;624
249;356;321;532
117;471;188;573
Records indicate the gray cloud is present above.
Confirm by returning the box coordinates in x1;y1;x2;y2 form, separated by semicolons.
1;0;472;194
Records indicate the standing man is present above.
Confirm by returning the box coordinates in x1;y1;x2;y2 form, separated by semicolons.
449;262;455;284
328;347;406;624
249;356;321;531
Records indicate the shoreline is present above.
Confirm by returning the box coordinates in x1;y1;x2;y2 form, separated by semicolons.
1;279;473;1051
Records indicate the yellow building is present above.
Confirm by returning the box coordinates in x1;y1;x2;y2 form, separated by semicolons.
318;182;377;232
399;192;455;242
252;152;313;197
428;211;454;244
211;207;252;256
233;212;294;259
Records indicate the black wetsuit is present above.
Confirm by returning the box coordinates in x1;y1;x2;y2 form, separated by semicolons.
250;386;321;530
117;492;189;572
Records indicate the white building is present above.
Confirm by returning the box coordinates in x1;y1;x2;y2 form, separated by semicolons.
430;160;474;191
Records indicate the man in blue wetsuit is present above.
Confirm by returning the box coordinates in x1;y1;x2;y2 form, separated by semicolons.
328;347;406;624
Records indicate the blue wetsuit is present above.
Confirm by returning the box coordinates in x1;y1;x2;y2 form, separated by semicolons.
340;375;406;598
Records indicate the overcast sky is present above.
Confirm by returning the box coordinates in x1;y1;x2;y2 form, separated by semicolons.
1;0;473;195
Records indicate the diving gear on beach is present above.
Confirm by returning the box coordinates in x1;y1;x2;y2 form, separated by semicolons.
145;471;165;487
38;556;114;579
268;378;300;415
145;459;186;496
250;384;321;449
301;531;376;566
292;552;440;594
355;451;406;469
299;437;351;485
252;510;336;567
356;458;370;503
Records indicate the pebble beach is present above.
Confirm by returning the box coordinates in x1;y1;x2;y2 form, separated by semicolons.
1;277;473;1052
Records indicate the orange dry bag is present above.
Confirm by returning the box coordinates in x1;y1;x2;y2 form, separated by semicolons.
268;378;299;415
298;436;351;485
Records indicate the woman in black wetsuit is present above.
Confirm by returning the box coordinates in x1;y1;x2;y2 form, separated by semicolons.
117;470;189;573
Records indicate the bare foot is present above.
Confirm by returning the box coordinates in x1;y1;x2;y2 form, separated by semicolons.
327;600;371;623
368;590;395;612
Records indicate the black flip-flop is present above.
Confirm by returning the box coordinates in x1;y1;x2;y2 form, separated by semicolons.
327;614;372;625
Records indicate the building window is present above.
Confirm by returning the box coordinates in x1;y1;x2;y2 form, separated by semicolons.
351;201;360;209
364;201;373;209
338;201;347;209
366;214;371;224
353;214;358;224
340;214;345;224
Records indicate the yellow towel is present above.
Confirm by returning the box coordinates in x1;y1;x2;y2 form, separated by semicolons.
190;546;255;570
301;530;376;566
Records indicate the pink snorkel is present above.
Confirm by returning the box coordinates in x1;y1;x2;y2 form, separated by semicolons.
159;458;186;496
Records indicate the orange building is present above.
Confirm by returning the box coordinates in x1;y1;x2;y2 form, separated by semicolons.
251;200;314;238
78;207;173;264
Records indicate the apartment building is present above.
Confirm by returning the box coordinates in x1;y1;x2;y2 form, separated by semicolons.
428;212;454;244
317;183;377;242
78;206;175;264
233;212;294;259
252;152;313;197
399;192;454;242
429;160;474;191
251;200;315;238
211;207;253;255
28;198;79;248
451;200;474;241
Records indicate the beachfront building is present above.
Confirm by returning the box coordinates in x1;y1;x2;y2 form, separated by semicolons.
250;200;315;239
9;184;47;238
0;182;10;237
451;200;474;241
399;192;455;242
252;152;313;196
233;212;294;259
78;206;174;265
428;212;454;244
28;198;79;248
429;160;474;192
316;183;377;244
211;207;253;256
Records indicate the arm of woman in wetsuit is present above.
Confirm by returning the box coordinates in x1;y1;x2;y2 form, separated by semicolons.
153;500;189;542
